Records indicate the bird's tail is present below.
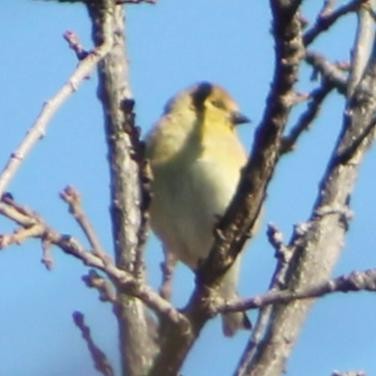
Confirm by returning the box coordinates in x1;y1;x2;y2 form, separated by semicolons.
219;256;252;337
222;311;251;337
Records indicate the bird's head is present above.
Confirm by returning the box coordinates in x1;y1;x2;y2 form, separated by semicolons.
164;82;250;129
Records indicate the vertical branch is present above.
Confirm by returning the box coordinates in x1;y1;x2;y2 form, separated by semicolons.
149;1;305;375
347;1;376;95
238;2;376;376
86;1;155;375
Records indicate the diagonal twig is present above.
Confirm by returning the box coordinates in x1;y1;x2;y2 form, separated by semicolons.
305;50;348;93
116;0;156;3
304;0;368;46
73;311;114;376
217;268;376;314
0;34;113;198
60;186;109;262
82;269;117;304
280;82;334;153
0;197;188;328
63;31;89;60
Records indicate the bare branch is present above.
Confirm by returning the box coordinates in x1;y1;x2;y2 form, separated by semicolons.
0;36;112;198
85;1;156;372
320;0;338;17
0;223;43;248
0;197;188;328
305;50;348;93
82;270;117;304
239;9;376;373
347;0;376;95
149;2;305;374
73;311;114;376
119;99;152;279
60;186;108;260
332;371;367;376
116;0;156;3
281;83;334;153
304;0;367;46
198;0;305;292
218;268;376;314
63;31;89;60
266;223;291;263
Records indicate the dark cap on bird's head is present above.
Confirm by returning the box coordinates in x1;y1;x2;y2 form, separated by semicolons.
191;82;214;109
191;81;250;125
163;81;250;126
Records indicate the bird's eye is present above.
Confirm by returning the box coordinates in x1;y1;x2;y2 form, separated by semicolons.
210;99;224;109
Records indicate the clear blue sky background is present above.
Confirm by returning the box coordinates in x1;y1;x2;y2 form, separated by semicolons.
1;1;376;375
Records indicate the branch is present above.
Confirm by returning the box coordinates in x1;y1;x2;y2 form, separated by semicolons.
149;1;305;374
235;223;295;376
82;270;117;304
0;34;112;198
60;186;108;260
218;268;376;314
85;1;155;374
119;99;152;280
237;7;376;374
332;371;366;376
303;0;367;46
347;0;376;95
63;31;89;60
196;0;305;285
116;0;156;3
280;82;334;153
305;50;348;93
73;311;114;376
0;196;188;328
266;223;294;280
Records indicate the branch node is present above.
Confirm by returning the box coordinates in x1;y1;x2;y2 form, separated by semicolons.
82;269;117;303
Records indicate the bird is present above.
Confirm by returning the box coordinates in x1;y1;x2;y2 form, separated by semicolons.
145;82;251;336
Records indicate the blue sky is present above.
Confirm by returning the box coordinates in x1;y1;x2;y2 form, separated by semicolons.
1;1;376;375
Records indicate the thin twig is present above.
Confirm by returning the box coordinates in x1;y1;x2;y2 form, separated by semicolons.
305;50;348;93
304;0;367;46
332;371;366;376
73;311;115;376
63;31;89;60
0;35;112;198
60;186;109;262
116;0;156;3
281;82;334;153
0;198;188;327
266;223;291;263
234;222;294;376
320;0;338;17
82;269;117;304
0;223;44;248
219;268;376;314
347;0;376;95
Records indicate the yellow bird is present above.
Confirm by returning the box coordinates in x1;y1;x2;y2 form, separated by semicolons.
146;82;251;336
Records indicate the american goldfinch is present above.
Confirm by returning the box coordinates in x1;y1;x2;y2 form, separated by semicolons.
146;82;251;336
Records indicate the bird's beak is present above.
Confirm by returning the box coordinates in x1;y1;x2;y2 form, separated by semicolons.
231;111;250;125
